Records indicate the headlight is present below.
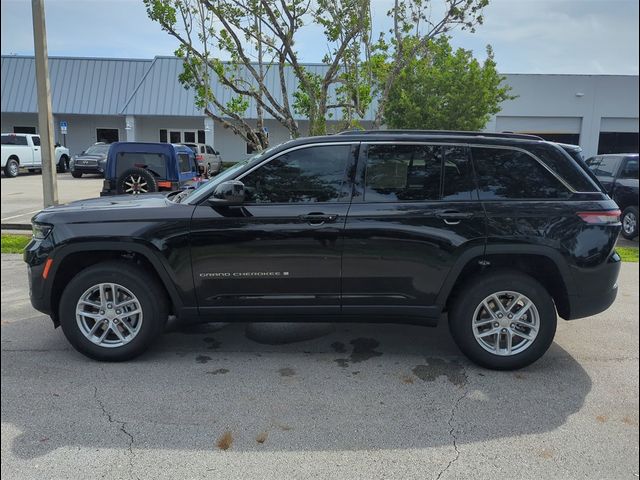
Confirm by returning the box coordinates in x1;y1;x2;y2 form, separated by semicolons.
32;223;53;239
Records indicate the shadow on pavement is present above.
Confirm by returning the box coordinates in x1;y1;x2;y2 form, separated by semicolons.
1;318;591;458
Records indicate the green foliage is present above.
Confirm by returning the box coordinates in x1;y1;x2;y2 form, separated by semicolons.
1;234;30;254
617;247;639;263
384;36;514;130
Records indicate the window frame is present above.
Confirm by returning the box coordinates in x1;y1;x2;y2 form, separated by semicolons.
235;142;358;205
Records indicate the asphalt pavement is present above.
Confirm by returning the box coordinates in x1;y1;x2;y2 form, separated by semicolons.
1;254;638;480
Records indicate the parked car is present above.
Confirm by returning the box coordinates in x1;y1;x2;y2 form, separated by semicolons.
1;133;70;177
586;153;639;239
25;131;621;369
70;143;111;178
100;142;201;196
182;143;222;175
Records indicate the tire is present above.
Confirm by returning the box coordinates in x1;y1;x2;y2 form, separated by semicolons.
57;155;69;173
71;171;83;178
59;260;168;361
448;270;557;370
621;206;638;240
116;167;158;195
4;158;19;178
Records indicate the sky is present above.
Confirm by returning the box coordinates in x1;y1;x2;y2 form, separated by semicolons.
1;0;638;75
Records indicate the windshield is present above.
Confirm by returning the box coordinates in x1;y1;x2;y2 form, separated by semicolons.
84;145;110;155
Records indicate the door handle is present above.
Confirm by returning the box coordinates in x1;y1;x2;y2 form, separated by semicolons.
299;213;339;225
435;210;474;225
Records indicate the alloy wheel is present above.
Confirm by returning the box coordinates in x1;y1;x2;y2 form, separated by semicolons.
623;212;637;236
471;291;540;356
123;175;148;194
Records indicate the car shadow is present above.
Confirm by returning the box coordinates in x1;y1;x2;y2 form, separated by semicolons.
1;318;591;458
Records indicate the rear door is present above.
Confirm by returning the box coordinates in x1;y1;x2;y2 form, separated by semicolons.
341;142;486;317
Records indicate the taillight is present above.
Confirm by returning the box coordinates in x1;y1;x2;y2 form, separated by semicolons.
196;154;204;162
577;210;621;224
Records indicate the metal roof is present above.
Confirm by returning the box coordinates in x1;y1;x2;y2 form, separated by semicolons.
1;55;151;115
120;56;378;120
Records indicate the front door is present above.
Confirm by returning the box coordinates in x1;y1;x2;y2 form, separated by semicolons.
341;142;486;318
190;143;357;316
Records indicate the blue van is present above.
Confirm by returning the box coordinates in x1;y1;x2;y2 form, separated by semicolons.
100;142;201;196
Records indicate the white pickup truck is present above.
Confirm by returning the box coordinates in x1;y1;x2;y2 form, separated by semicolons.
1;133;70;178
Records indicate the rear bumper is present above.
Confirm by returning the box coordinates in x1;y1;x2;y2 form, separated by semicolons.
564;252;621;320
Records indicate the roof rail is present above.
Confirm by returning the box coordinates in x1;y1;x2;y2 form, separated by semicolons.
336;129;544;141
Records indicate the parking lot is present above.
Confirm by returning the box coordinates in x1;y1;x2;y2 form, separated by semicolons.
0;173;103;226
1;251;638;479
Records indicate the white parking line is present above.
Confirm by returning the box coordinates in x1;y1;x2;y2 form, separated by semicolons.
1;209;41;221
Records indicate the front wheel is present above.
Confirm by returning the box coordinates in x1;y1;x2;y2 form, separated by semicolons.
621;206;638;240
448;271;557;370
71;171;83;178
59;261;168;361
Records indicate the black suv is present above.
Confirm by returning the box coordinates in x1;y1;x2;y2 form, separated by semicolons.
25;131;622;369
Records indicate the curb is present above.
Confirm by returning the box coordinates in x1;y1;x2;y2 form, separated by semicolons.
1;223;31;231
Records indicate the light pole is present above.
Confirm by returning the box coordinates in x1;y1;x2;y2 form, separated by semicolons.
31;0;58;207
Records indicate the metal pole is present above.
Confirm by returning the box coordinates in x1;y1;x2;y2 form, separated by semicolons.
31;0;58;207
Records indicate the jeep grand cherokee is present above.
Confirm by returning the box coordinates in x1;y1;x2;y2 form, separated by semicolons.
24;131;621;369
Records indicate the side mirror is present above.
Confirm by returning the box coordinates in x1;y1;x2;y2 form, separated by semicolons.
208;180;245;205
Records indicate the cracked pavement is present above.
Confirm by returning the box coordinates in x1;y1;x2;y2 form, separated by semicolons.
1;253;638;479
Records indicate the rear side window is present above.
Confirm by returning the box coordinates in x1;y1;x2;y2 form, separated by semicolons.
472;147;571;200
32;136;41;146
620;158;639;179
593;156;622;177
442;146;476;201
115;152;167;178
1;135;28;146
364;144;442;202
178;153;193;172
242;145;351;203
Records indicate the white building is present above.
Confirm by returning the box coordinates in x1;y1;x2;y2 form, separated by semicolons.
1;55;638;160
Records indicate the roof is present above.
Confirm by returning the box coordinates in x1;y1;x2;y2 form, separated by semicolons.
1;55;151;114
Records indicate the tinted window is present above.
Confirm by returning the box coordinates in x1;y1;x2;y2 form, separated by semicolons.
32;136;41;146
205;146;215;154
159;129;168;143
472;147;570;199
242;145;350;203
178;153;193;172
115;153;167;178
197;130;206;144
442;146;475;201
364;144;441;202
593;156;622;177
620;158;639;179
1;135;28;146
184;131;196;143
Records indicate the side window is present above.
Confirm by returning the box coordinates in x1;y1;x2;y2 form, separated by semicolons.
1;135;28;146
241;145;351;203
364;144;442;202
442;146;475;201
620;158;639;179
472;147;571;200
32;136;41;146
178;153;193;173
205;145;215;154
593;156;622;177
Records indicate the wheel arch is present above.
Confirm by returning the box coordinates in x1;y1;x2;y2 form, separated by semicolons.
48;242;184;325
438;245;576;320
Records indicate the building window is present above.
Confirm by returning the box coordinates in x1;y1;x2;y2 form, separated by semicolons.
169;131;181;143
96;128;119;143
13;126;36;134
598;132;639;154
184;131;196;143
159;129;168;143
197;130;206;144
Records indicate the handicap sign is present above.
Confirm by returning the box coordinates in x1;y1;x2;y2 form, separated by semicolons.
60;121;68;134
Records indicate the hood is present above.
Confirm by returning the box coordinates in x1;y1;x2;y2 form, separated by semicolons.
33;193;173;223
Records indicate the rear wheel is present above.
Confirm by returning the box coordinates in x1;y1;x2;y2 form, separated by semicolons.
116;168;158;195
57;155;69;173
59;261;168;361
448;271;557;370
4;158;19;177
621;206;638;240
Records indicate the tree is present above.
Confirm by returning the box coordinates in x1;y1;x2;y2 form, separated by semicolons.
145;0;372;151
383;36;514;130
367;0;490;129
